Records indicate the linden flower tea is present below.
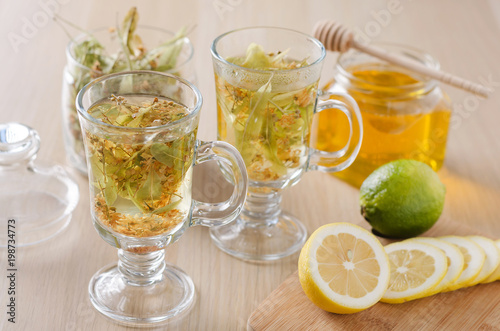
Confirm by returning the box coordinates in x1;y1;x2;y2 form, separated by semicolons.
210;27;363;261
216;43;317;183
84;95;196;239
77;71;248;325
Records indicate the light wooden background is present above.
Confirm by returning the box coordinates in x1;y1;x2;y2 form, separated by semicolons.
1;0;499;330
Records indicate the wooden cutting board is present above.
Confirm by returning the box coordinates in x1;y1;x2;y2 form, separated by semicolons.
248;219;500;330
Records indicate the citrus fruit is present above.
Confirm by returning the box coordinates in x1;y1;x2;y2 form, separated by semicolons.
482;239;500;283
298;223;390;314
466;236;500;285
409;237;464;294
439;236;485;290
360;159;446;239
382;241;447;303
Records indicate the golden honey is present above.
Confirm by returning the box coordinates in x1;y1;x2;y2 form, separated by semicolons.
312;46;452;187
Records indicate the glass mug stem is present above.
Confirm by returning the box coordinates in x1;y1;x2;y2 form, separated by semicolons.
117;249;166;286
241;190;282;226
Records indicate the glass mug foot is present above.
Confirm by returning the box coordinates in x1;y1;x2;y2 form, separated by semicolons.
88;251;195;326
210;190;307;261
210;211;307;261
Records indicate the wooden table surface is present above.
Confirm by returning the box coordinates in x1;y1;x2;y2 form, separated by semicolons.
1;0;499;330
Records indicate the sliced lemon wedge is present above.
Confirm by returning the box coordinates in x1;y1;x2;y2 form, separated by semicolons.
298;223;390;314
382;241;447;303
409;237;464;294
439;236;485;290
466;236;500;285
482;239;500;283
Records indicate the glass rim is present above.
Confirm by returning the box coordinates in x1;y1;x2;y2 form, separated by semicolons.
75;70;202;132
210;26;326;74
66;25;195;74
336;42;441;93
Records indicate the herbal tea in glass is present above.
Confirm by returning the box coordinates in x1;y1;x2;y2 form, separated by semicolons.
85;95;196;241
216;43;317;184
77;71;247;325
210;27;363;261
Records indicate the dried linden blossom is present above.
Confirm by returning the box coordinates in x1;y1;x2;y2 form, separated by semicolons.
87;96;195;238
59;6;189;163
95;195;184;238
226;43;309;70
90;95;188;128
61;7;189;77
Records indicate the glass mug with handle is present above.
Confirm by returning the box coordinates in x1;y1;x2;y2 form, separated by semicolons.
210;27;363;261
77;71;247;326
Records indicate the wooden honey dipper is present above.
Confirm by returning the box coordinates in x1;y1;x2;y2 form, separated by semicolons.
313;20;492;98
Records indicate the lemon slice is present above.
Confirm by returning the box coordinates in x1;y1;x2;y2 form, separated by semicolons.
466;236;500;285
382;241;447;303
482;239;500;283
298;223;390;314
409;237;464;294
439;236;485;290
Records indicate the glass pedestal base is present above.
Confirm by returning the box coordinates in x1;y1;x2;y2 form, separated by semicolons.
210;211;307;261
88;255;195;327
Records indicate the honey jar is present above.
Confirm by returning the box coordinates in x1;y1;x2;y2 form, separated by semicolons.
313;43;452;187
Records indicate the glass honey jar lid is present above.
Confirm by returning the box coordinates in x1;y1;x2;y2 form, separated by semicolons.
0;122;79;247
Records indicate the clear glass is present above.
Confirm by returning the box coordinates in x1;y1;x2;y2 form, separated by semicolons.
62;26;196;174
76;71;247;326
0;122;79;247
210;27;363;261
314;43;452;187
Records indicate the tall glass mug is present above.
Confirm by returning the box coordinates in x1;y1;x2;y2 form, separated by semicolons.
77;71;247;326
210;27;363;261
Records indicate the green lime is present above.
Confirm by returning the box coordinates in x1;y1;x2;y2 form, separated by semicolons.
360;159;446;239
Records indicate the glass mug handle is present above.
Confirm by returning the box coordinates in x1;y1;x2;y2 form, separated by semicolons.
307;92;363;172
190;140;248;227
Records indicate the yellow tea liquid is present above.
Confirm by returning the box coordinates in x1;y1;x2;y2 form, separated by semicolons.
313;66;452;187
